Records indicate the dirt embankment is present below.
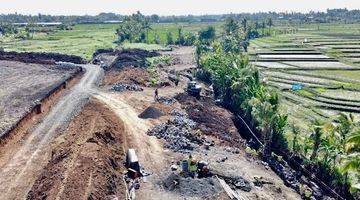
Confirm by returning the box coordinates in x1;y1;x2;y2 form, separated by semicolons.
0;51;86;64
102;67;151;86
27;99;127;200
0;62;83;140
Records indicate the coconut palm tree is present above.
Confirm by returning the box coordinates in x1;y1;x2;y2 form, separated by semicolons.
335;113;355;153
310;119;325;161
341;130;360;174
291;125;301;152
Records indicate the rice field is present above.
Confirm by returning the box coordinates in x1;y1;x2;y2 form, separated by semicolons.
250;27;360;134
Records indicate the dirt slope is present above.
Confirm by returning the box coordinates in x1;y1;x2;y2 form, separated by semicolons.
0;64;102;200
27;99;127;200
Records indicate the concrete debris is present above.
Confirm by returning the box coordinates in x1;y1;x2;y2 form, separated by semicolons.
222;176;252;192
146;109;205;152
157;96;176;105
111;83;143;92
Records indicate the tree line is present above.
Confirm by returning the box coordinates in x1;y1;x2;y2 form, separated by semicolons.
195;18;359;199
2;8;360;24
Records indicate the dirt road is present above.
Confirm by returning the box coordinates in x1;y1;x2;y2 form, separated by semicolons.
0;64;102;200
0;46;301;200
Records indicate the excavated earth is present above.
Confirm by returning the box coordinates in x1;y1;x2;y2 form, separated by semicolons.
0;60;79;138
27;99;126;200
0;47;302;200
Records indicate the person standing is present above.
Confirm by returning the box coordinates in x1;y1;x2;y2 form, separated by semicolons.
154;88;159;102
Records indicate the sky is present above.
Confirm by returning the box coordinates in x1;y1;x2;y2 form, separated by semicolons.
0;0;360;16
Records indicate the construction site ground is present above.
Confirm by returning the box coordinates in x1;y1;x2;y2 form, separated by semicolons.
0;60;78;137
0;46;300;200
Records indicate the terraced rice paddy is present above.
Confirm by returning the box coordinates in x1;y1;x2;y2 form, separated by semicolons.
250;32;360;133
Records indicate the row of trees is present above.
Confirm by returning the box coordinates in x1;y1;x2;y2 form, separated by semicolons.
195;17;359;198
2;9;360;24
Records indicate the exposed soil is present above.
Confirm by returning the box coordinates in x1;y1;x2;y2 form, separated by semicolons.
102;67;151;86
0;64;102;200
0;51;86;64
27;99;127;200
0;46;302;200
0;60;79;138
111;48;160;69
175;93;243;146
138;106;164;119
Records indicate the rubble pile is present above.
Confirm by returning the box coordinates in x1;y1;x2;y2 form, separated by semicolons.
146;109;205;152
265;156;328;199
175;93;242;146
163;173;222;198
222;176;252;192
111;83;143;92
157;96;176;105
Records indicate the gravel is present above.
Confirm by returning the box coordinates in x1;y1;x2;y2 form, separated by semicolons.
146;109;205;152
110;83;143;92
162;173;222;198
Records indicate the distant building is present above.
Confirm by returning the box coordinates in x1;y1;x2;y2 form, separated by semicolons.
12;22;62;26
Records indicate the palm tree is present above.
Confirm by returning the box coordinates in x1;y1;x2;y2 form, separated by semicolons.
310;119;324;161
291;125;301;152
341;130;360;174
335;113;355;153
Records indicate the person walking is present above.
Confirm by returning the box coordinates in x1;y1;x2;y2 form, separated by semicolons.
154;88;159;102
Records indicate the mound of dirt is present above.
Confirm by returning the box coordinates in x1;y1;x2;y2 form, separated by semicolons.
138;106;164;119
111;49;160;69
175;93;242;146
102;67;151;86
26;100;126;200
163;173;222;198
0;51;86;64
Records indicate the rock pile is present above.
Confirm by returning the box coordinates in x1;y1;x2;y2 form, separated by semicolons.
157;96;176;105
111;83;143;92
163;173;222;198
146;109;205;152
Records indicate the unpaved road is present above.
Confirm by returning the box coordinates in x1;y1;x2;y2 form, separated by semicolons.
0;46;301;200
0;64;102;200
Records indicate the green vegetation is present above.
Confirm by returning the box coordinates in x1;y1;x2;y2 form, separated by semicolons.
0;24;118;60
122;43;169;51
196;18;359;198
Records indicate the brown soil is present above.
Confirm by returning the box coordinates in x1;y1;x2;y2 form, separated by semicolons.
0;60;79;137
102;67;151;86
26;99;127;200
0;71;82;171
0;51;85;64
175;93;242;146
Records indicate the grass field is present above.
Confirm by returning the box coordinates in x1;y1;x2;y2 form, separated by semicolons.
250;27;360;134
0;24;118;60
0;22;222;60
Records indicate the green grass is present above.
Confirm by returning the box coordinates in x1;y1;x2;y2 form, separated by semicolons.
121;43;169;51
147;22;223;44
0;24;118;60
0;22;222;60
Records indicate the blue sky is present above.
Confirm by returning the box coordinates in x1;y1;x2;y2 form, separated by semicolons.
1;0;360;15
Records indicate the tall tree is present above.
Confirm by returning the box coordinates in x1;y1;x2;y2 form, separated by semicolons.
310;119;324;161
